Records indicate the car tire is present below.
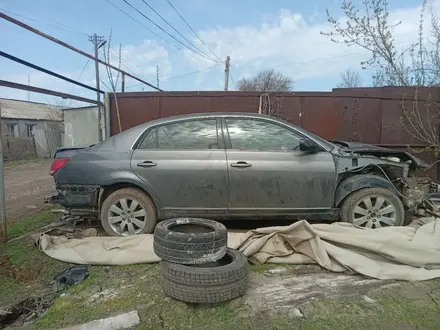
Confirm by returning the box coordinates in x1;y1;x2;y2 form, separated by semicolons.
101;187;157;236
154;218;227;264
160;248;248;304
340;187;405;228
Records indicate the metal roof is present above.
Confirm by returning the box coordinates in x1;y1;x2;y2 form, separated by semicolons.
0;98;63;121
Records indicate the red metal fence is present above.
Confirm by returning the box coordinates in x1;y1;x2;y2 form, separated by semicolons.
110;87;440;180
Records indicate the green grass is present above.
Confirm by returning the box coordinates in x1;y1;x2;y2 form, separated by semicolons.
2;212;440;329
0;212;64;308
0;237;66;308
5;158;42;169
6;210;57;239
35;261;440;330
299;281;440;330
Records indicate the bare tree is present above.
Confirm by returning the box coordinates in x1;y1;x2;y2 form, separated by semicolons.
337;69;363;88
400;89;440;161
237;69;293;92
102;30;122;132
322;0;440;87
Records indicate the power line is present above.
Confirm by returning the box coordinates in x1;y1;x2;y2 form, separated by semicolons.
104;0;176;49
68;56;91;94
229;72;237;89
0;12;161;91
165;0;222;62
1;8;146;86
276;53;360;67
122;0;217;62
275;37;430;68
139;0;219;63
164;64;221;81
104;0;214;64
0;7;88;36
1;10;157;90
126;63;221;88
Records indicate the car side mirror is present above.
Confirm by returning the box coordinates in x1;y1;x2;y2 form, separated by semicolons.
299;139;320;153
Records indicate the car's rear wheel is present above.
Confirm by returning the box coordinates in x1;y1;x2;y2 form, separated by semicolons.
339;187;405;228
100;187;157;236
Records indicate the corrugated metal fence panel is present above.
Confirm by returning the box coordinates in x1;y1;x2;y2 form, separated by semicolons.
276;96;302;125
159;96;212;117
111;95;160;135
301;96;339;140
381;101;437;145
334;96;382;144
209;95;259;113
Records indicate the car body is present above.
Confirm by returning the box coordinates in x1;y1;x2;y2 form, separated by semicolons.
47;113;437;236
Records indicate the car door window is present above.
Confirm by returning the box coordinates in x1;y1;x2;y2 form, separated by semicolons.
226;118;302;151
138;119;220;150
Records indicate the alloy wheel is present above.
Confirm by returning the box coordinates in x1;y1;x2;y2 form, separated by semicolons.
352;195;397;228
107;197;147;236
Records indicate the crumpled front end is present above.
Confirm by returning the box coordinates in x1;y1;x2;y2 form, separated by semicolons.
334;144;439;212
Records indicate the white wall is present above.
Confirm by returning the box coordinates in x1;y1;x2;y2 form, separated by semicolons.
63;107;99;146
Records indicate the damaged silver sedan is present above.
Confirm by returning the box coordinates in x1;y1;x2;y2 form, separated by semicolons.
46;113;439;236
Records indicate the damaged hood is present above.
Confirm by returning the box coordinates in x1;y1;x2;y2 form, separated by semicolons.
331;141;429;169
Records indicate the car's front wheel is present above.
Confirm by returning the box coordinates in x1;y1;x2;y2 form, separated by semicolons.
339;187;405;228
100;187;157;236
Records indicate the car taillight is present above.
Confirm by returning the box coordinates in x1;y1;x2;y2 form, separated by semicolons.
50;158;70;176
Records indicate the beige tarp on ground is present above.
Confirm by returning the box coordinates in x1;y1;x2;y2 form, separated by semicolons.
36;219;440;281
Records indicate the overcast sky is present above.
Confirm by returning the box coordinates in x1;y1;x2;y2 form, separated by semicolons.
1;0;438;106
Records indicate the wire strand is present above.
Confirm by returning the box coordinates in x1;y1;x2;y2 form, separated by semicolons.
0;7;88;36
164;64;221;81
68;57;91;94
104;0;213;64
229;72;237;89
126;63;220;88
165;0;222;62
140;0;219;62
122;0;217;62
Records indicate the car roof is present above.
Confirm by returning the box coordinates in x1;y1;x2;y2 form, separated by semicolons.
98;112;334;152
146;112;280;125
99;113;285;151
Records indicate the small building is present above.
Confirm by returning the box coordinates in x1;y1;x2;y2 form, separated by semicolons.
0;98;63;160
62;105;99;147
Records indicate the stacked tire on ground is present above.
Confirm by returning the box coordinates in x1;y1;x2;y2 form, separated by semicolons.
153;218;248;304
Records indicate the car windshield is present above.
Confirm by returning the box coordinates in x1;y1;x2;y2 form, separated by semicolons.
277;118;335;151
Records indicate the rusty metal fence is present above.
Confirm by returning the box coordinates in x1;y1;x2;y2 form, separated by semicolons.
109;87;440;180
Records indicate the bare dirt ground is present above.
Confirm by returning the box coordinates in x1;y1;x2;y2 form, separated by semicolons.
4;159;55;222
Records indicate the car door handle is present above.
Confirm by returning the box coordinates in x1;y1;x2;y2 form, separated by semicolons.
231;161;252;168
137;161;157;168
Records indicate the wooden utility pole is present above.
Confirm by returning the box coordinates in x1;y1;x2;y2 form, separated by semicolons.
224;56;230;91
0;103;6;243
156;65;160;89
89;33;105;141
121;72;125;92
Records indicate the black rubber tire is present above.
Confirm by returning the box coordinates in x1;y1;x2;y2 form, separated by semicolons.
154;218;227;264
340;187;405;227
160;248;248;303
100;188;157;236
